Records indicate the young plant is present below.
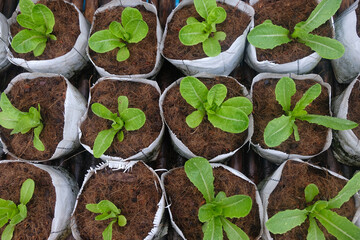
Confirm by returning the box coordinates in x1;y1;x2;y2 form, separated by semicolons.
266;171;360;239
88;7;148;62
86;200;127;240
178;0;227;57
11;0;57;57
247;0;345;59
185;157;253;240
180;76;252;133
264;77;358;147
91;96;146;158
0;178;35;240
0;92;44;151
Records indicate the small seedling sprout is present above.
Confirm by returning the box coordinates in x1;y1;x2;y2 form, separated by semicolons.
0;92;45;151
88;7;149;62
264;77;358;147
91;96;146;158
180;76;252;133
247;0;345;59
86;200;127;240
178;0;227;57
0;178;35;240
266;171;360;239
12;0;57;57
185;157;253;240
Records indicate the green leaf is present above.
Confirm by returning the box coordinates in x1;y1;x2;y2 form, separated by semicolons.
91;103;117;121
328;171;360;209
219;195;252;218
86;203;102;213
31;4;55;34
208;106;249;133
0;112;20;130
93;128;118;158
180;76;208;110
49;34;56;41
1;224;15;240
117;96;129;114
222;97;252;116
102;220;116;240
213;31;226;41
203;37;221;57
298;114;358;130
207;7;227;24
186;110;205;128
117;131;124;142
292;83;321;113
118;215;127;227
179;23;209;46
33;41;46;57
16;14;35;29
20;179;35;205
298;33;345;59
264;115;295;147
0;215;8;228
121;7;143;27
316;209;360;240
247;20;291;49
215;192;226;202
33;123;45;151
11;29;47;54
194;0;217;19
203;217;223;240
98;200;120;215
275;77;296;112
293;123;300;141
0;200;17;217
208;84;227;107
305;184;319;203
0;93;23;116
199;203;218;222
221;217;249;240
88;30;125;53
12;109;41;135
117;47;130;62
19;0;35;16
125;20;148;43
95;212;117;221
10;204;26;225
187;17;199;25
109;21;125;39
120;108;146;131
184;157;214;203
266;209;308;234
307;217;325;240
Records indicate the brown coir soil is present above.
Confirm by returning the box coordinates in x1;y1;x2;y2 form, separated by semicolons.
162;3;251;60
164;166;261;239
0;76;66;160
357;4;360;37
253;0;332;64
74;161;162;240
0;162;56;239
267;160;356;239
89;6;157;75
252;78;329;155
347;80;360;138
80;80;162;159
162;77;248;159
10;0;80;60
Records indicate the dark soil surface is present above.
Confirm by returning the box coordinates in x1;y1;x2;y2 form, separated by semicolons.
356;4;360;37
164;166;261;240
0;76;66;160
267;160;356;240
253;0;332;64
80;80;162;159
162;3;251;60
89;6;157;75
252;78;329;155
162;76;248;159
0;162;56;239
74;161;162;240
10;0;80;60
347;80;360;138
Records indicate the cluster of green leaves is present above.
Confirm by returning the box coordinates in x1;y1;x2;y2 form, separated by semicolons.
185;157;253;240
267;171;360;239
91;96;146;158
180;76;252;133
179;0;227;57
12;0;57;57
89;7;148;62
264;77;358;147
0;179;35;240
247;0;344;59
0;92;44;151
86;200;127;240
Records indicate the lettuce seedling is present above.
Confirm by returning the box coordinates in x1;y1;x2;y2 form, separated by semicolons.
88;7;148;62
185;157;253;240
266;171;360;239
180;76;252;133
0;178;35;240
247;0;345;59
264;77;358;147
0;92;44;151
11;0;57;57
86;200;127;240
91;96;146;158
178;0;227;57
